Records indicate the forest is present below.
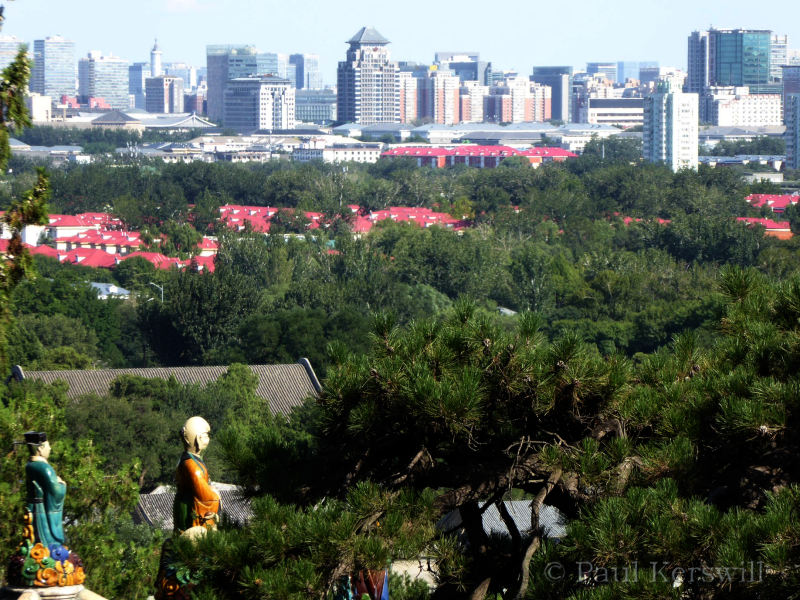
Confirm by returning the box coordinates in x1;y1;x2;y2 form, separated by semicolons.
1;45;800;599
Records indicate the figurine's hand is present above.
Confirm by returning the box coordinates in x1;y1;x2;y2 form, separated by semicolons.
203;511;216;520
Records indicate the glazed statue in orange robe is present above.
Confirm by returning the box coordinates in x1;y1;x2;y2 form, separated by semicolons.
172;416;221;538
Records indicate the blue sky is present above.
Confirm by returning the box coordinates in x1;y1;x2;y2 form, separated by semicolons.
4;0;799;86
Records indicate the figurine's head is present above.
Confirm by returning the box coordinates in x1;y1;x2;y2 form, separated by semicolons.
181;417;211;454
24;431;50;459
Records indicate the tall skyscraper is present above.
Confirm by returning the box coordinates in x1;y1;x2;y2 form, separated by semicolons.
783;65;800;122
771;35;789;82
689;29;777;94
434;51;491;85
290;53;322;89
686;31;709;94
276;53;297;87
207;45;262;122
78;51;129;109
586;62;617;83
129;62;150;109
0;35;25;71
337;27;399;124
643;84;698;171
709;29;772;92
145;76;184;113
31;36;76;101
786;93;800;170
223;75;295;131
531;66;572;122
617;61;638;84
150;39;163;78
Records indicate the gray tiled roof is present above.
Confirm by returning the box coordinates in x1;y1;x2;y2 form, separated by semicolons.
134;485;252;530
17;361;321;416
92;110;141;125
348;26;389;45
437;500;567;541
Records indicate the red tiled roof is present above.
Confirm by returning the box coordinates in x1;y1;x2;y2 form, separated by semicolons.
121;251;184;270
737;217;791;229
63;248;117;268
746;194;799;213
197;237;219;250
381;146;576;159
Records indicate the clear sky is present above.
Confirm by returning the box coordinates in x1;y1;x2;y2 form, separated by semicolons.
4;0;800;85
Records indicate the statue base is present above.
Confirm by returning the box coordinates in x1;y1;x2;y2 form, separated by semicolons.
0;586;106;600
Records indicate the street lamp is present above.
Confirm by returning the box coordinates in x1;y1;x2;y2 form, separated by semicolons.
149;282;164;303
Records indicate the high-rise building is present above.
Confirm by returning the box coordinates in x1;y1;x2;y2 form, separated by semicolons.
531;66;572;122
337;27;399;124
145;76;184;113
434;51;491;85
617;61;638;84
586;62;617;83
643;85;698;171
206;45;278;122
164;62;197;90
686;31;709;94
31;36;76;101
78;51;129;109
223;75;295;131
708;28;773;93
275;53;297;87
485;77;551;123
295;88;336;123
703;86;782;127
417;68;461;125
458;81;488;123
290;53;322;89
783;65;800;123
0;35;25;71
771;34;789;82
398;71;418;123
150;39;163;78
786;93;800;169
128;62;150;109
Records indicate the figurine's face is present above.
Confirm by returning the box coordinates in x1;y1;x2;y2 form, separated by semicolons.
195;428;210;453
38;440;51;460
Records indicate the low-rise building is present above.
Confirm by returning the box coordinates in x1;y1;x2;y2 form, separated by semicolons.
292;142;383;163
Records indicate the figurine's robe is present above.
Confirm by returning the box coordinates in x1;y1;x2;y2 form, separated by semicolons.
173;451;220;533
25;460;66;546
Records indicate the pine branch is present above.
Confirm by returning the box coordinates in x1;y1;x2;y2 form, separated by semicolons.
512;466;562;600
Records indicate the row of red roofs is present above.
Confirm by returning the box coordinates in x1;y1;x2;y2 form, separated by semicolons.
381;146;578;158
4;194;798;273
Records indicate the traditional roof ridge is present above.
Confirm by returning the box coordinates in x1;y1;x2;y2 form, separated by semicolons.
14;363;320;416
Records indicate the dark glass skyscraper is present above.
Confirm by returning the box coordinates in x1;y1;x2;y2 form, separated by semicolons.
709;29;771;92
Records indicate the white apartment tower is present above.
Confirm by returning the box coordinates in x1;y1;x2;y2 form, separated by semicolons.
643;84;699;171
337;27;399;124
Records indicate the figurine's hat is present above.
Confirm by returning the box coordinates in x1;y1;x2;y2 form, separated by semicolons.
23;431;47;445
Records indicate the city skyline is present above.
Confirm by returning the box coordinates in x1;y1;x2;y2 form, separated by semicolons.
4;0;800;86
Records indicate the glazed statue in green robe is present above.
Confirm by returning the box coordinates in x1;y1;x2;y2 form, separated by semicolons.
24;431;66;547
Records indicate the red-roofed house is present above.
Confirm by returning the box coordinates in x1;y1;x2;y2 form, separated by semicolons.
197;237;219;257
381;146;576;169
62;248;117;268
120;252;185;270
746;194;800;214
737;217;793;239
